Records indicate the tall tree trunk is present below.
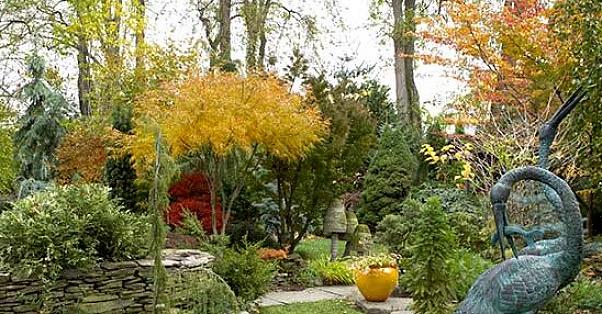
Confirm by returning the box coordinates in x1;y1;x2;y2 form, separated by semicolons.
256;0;271;70
393;0;421;130
243;0;271;70
218;0;232;64
134;0;146;82
99;0;123;113
243;0;259;69
77;35;92;116
101;0;123;69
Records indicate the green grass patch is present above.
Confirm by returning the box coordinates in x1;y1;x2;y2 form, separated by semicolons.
294;237;390;261
294;237;346;261
260;300;362;314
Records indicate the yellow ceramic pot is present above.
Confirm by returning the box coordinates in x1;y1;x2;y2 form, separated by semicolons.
354;267;399;302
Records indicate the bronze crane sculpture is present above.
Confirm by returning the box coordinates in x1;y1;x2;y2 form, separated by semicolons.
456;166;583;313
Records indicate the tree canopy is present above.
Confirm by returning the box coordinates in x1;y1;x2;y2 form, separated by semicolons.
131;72;327;168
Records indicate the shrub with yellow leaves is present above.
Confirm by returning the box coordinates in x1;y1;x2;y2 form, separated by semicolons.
131;72;328;234
420;142;475;188
131;72;327;166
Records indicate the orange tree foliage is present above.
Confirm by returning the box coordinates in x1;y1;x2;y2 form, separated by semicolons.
56;122;125;185
416;0;586;190
419;0;572;112
131;72;328;234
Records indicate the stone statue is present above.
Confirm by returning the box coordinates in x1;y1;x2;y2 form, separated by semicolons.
456;166;583;313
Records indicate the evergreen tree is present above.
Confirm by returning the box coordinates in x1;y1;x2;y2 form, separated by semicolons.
358;126;418;228
13;54;66;190
404;197;456;314
104;104;140;211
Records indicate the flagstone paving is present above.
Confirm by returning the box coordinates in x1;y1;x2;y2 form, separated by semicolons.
257;286;413;314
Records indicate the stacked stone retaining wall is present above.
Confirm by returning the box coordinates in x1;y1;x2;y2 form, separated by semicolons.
0;249;213;314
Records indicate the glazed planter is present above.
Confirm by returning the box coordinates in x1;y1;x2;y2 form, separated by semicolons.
354;266;399;302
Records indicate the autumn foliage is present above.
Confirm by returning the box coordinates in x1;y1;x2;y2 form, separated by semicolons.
56;122;124;185
131;71;328;235
418;0;571;113
415;0;585;190
131;72;328;169
257;248;288;261
166;173;223;234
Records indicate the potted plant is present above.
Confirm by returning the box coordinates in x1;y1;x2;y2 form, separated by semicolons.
353;254;399;302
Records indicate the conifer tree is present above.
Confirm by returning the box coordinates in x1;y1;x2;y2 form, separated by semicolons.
104;104;140;211
405;197;456;314
13;54;66;190
357;126;418;228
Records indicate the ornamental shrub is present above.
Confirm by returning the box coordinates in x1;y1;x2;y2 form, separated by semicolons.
104;154;140;212
540;278;602;313
167;173;223;234
167;269;239;314
374;198;422;258
212;243;276;304
0;184;150;279
168;172;211;199
104;104;141;212
358;126;418;228
404;197;456;314
408;187;488;251
449;249;494;301
408;187;483;214
56;121;124;185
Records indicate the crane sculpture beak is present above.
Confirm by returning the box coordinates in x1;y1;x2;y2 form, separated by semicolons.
493;203;507;260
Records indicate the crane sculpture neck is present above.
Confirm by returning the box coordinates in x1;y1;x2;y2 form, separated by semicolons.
538;88;586;169
491;166;583;283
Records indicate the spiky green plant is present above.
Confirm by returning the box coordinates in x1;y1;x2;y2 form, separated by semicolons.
404;197;456;314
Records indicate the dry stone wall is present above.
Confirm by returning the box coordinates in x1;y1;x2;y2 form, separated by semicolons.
0;249;213;314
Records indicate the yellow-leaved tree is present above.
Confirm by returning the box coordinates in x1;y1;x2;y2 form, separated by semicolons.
132;72;328;234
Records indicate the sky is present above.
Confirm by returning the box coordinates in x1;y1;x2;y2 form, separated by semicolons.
1;0;466;115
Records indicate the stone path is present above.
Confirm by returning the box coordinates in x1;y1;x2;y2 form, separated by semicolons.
257;286;413;314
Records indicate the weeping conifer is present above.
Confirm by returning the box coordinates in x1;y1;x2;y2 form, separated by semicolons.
13;54;66;195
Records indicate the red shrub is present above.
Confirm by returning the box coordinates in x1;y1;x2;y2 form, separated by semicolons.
168;173;211;200
166;172;222;234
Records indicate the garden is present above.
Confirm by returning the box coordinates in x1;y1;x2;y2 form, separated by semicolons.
0;0;601;313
